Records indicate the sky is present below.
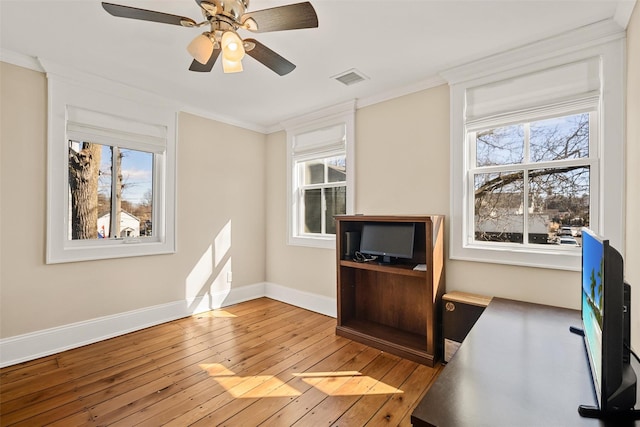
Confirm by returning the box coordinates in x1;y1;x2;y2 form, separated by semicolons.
99;146;153;205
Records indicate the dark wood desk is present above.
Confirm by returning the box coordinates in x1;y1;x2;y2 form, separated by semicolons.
411;298;640;427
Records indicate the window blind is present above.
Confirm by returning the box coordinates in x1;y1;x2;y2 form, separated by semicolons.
292;123;346;158
66;105;167;153
465;57;601;127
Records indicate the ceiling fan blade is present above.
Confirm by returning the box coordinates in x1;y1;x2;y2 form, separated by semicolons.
244;39;296;76
241;2;318;33
189;48;221;72
102;2;196;27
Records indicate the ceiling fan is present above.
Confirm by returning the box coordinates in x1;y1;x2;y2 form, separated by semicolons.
101;0;318;75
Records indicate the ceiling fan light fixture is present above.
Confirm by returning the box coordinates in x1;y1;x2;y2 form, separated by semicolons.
221;30;245;63
222;57;244;73
187;33;214;64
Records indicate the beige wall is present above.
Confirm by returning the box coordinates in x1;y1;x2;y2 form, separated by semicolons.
0;62;266;338
626;2;639;351
266;84;579;309
265;130;337;298
1;6;638;352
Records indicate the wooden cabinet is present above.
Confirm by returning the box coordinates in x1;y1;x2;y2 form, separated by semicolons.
335;215;445;366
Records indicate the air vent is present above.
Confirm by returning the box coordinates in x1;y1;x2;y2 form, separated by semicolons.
332;69;369;86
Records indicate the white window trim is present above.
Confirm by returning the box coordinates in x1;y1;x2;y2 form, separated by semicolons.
443;24;625;271
43;59;177;263
283;101;356;249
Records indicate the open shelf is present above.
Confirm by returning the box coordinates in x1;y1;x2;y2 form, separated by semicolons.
335;215;446;367
337;319;433;365
339;259;426;277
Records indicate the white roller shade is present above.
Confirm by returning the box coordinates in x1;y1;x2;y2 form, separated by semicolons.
66;105;167;153
292;122;346;157
466;57;601;124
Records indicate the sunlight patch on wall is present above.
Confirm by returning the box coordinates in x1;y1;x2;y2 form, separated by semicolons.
184;220;234;312
210;257;232;294
185;245;213;299
215;220;232;267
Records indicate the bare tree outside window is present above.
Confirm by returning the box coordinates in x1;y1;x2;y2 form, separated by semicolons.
68;141;154;241
472;113;591;246
68;142;102;240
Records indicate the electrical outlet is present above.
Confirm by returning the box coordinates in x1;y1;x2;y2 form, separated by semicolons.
227;271;233;283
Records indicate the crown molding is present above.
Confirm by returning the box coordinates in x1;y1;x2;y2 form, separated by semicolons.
264;74;447;134
179;105;268;134
614;0;638;28
356;75;447;109
440;18;626;85
0;49;44;72
279;99;356;131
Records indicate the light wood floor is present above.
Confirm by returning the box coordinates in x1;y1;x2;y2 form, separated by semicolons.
0;298;442;426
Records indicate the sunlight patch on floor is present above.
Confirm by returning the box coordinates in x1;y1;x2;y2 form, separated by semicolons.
199;364;404;398
207;309;238;318
292;371;361;378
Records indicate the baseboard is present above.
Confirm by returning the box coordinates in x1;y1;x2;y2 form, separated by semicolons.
0;282;337;368
0;283;265;368
264;282;337;318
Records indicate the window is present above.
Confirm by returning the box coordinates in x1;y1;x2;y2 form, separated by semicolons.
46;66;176;263
445;30;625;270
470;111;595;247
295;154;346;235
285;101;355;248
68;142;154;240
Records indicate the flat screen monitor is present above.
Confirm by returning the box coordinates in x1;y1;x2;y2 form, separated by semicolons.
359;222;415;263
579;228;637;418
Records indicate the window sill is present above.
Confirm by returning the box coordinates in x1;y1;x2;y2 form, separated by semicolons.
47;238;176;264
450;243;581;271
288;234;336;250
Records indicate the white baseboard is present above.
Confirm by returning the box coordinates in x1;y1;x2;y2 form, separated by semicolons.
0;283;265;368
264;282;337;318
0;282;336;368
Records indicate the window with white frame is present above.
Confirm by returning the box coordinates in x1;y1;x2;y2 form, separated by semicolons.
285;102;355;248
469;110;596;247
446;33;625;271
46;67;176;263
295;151;347;236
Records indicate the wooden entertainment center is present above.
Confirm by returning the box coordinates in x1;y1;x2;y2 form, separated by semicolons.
335;215;445;366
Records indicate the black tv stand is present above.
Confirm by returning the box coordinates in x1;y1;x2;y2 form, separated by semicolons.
569;325;585;336
578;405;640;421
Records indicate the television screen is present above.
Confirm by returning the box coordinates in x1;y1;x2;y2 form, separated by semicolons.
359;223;415;262
581;230;604;403
579;228;637;418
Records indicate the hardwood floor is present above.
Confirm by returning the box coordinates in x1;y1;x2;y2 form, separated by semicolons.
0;298;442;426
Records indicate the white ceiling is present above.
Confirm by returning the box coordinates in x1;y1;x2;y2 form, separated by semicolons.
1;0;636;132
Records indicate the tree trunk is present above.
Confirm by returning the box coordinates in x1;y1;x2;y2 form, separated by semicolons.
109;147;122;237
69;143;101;239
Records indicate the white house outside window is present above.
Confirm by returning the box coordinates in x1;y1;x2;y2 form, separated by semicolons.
45;64;176;263
67;141;155;241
